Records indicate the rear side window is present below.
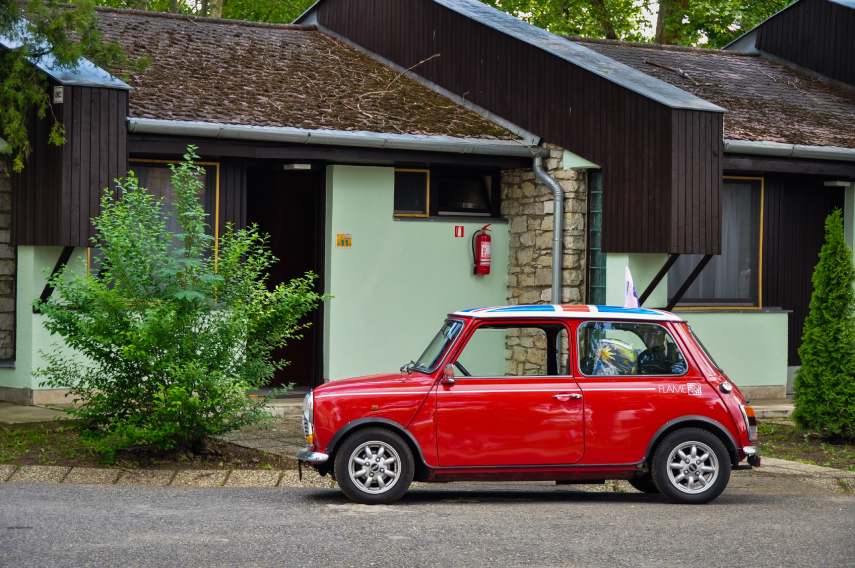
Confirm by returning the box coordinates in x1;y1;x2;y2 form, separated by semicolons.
577;321;687;377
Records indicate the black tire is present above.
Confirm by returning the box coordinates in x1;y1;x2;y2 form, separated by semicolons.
628;475;659;494
651;428;731;504
334;428;414;504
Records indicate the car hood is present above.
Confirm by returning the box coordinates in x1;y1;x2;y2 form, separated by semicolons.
312;372;434;395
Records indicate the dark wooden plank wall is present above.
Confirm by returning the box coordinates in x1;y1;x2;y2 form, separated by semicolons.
761;173;845;365
671;110;723;254
316;0;723;254
218;159;247;230
14;84;128;247
12;91;64;245
757;0;855;86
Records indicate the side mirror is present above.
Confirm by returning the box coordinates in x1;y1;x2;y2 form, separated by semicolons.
441;364;456;385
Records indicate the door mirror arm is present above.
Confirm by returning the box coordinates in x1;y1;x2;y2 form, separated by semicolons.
441;364;456;385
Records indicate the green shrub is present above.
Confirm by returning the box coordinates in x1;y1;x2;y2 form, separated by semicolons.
36;147;323;458
793;209;855;440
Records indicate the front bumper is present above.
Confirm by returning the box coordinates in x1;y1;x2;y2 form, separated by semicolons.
296;448;329;465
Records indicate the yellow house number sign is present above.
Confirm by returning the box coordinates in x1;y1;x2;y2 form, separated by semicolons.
336;233;353;248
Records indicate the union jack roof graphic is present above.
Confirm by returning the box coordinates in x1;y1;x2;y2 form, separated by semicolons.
452;304;682;322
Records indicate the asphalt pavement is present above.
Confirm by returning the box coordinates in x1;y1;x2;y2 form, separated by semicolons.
1;474;853;568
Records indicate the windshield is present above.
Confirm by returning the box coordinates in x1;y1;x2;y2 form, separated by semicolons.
413;319;463;373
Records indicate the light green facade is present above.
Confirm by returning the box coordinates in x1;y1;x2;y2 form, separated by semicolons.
603;252;788;389
0;246;88;391
323;165;509;380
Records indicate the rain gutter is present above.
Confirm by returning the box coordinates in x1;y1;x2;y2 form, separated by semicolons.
533;154;564;303
127;118;545;158
723;140;855;162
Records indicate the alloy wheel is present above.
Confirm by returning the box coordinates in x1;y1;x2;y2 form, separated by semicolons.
347;441;402;495
666;440;719;494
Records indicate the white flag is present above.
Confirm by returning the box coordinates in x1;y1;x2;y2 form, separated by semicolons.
624;266;639;308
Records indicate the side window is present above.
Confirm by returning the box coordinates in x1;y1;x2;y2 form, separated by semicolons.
455;325;569;377
577;321;687;377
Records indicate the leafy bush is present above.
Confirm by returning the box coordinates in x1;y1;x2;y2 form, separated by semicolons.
37;147;323;457
793;209;855;440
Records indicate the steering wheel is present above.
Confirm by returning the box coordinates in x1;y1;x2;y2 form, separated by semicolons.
454;360;472;377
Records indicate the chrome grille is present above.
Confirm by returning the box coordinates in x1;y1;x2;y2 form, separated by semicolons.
302;415;310;438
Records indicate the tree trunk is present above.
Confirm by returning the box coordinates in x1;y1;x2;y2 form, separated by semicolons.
589;0;618;39
655;0;689;44
208;0;224;18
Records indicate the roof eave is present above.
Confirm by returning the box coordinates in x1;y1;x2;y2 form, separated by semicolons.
723;139;855;162
127;118;544;158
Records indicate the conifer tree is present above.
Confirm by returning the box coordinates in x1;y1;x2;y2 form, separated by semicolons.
793;209;855;440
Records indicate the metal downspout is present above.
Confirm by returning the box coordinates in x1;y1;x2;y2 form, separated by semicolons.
533;155;564;303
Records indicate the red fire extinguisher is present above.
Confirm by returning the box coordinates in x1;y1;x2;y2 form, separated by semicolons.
472;224;492;276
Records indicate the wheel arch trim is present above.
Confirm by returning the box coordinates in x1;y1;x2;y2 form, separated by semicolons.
326;417;429;467
644;415;739;464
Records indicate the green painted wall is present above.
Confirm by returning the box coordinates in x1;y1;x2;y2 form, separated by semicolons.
323;165;509;380
681;312;788;387
605;253;670;308
603;252;788;388
0;246;88;390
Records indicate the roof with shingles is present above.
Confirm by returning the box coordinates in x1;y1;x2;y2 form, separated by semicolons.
94;8;517;140
575;37;855;149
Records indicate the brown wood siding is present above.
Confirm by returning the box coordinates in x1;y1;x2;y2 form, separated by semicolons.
757;0;855;86
219;159;247;230
760;173;844;365
316;0;723;254
14;85;128;247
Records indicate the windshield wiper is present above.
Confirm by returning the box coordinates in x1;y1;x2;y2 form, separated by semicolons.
400;360;417;373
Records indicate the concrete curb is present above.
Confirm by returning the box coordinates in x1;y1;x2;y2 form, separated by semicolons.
2;455;852;489
0;464;336;489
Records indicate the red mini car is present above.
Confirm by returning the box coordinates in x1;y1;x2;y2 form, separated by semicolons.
297;304;759;504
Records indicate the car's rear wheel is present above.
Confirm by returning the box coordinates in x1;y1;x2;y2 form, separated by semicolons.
628;475;659;494
651;428;731;504
334;428;414;504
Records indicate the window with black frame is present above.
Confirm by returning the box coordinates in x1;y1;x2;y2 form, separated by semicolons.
393;168;499;218
668;178;762;307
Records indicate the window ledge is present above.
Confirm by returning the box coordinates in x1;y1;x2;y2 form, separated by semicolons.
671;307;791;315
394;216;508;224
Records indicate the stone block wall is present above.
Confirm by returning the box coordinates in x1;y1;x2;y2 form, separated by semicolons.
0;169;14;360
500;145;587;376
501;145;587;306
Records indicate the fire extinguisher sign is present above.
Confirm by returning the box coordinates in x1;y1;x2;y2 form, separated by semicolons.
454;226;465;238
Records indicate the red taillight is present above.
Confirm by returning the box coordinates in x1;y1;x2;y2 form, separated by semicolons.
741;404;758;442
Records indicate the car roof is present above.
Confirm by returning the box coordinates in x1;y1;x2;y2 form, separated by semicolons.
451;304;683;322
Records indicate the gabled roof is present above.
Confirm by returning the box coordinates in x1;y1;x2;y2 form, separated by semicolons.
453;304;682;322
0;27;129;90
576;38;855;149
95;8;518;141
298;0;724;113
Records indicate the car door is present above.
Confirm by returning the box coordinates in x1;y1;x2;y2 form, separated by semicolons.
573;319;707;465
435;319;584;467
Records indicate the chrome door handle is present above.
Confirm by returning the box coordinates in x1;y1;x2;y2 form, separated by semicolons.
554;393;583;401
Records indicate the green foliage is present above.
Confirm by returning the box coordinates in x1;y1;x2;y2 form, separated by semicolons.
793;209;855;440
0;1;132;172
97;0;314;22
483;0;793;47
36;147;324;458
483;0;652;41
656;0;793;47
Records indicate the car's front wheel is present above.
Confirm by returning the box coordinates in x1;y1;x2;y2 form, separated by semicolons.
334;428;414;504
651;428;731;504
